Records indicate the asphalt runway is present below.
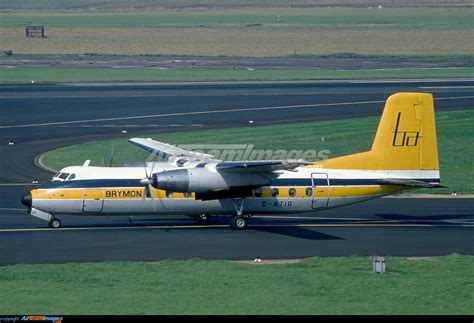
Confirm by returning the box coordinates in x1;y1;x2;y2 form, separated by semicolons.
1;79;473;264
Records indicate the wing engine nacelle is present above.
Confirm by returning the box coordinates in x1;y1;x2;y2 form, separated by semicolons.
152;168;271;193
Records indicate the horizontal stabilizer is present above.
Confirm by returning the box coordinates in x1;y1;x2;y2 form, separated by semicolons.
376;178;445;188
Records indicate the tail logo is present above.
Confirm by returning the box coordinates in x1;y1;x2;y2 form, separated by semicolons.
392;112;420;147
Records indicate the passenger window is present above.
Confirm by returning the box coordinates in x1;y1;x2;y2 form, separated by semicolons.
271;188;279;197
289;188;296;197
306;187;313;197
254;188;262;197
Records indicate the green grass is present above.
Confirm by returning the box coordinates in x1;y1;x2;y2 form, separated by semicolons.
41;109;474;194
0;255;472;314
2;8;473;30
2;67;474;84
3;7;472;56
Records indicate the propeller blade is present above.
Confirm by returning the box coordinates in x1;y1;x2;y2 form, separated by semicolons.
140;152;158;213
108;144;115;167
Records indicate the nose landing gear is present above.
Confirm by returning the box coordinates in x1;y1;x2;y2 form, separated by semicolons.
30;207;61;229
48;218;61;229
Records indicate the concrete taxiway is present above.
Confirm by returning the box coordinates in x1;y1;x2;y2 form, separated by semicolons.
1;80;473;264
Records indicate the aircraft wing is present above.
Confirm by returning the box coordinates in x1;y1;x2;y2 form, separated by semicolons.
129;138;311;171
129;137;220;166
215;160;313;172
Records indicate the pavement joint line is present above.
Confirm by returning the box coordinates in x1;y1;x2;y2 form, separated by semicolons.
0;225;227;232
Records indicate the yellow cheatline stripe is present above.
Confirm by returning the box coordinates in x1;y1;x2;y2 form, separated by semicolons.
32;188;196;200
32;185;402;200
329;186;403;197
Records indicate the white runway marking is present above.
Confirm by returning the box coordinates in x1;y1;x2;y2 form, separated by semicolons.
255;215;372;221
0;91;354;99
419;86;474;89
433;95;474;101
349;78;474;84
1;95;471;129
0;222;472;233
0;99;386;129
0;183;39;186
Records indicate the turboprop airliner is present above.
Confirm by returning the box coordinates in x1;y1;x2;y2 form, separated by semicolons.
21;93;442;230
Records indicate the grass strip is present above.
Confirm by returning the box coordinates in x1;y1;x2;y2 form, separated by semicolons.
0;255;472;314
1;67;474;84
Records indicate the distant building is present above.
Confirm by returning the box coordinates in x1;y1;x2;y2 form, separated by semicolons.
26;25;46;38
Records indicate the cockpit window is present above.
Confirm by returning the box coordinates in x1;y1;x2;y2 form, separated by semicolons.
52;172;71;181
67;174;76;180
58;172;69;180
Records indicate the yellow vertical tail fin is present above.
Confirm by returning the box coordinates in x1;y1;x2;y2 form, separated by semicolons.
320;93;439;171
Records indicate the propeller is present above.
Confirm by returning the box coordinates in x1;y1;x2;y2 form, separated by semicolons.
140;149;160;212
140;163;156;198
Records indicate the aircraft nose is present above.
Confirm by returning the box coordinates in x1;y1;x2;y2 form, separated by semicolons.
21;192;32;208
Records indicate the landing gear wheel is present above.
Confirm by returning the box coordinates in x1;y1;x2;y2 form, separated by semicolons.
48;218;61;229
230;215;247;230
195;214;211;225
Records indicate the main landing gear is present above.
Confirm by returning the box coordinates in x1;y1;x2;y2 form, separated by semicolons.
229;214;248;230
229;197;250;230
48;218;61;229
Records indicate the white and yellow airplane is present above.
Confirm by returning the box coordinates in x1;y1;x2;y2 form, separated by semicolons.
21;93;442;229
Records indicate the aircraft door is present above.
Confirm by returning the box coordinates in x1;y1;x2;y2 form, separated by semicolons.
311;173;329;209
82;189;104;213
